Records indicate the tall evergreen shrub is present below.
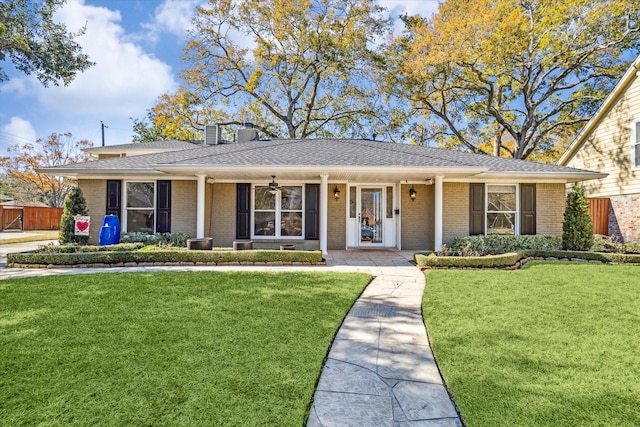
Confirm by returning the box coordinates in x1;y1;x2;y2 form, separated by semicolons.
59;187;89;245
562;184;594;251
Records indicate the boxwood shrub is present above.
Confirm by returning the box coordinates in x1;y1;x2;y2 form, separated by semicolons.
450;235;562;256
120;232;191;247
415;252;524;268
35;242;146;254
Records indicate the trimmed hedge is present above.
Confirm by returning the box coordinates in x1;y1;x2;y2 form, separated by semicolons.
7;249;324;266
450;235;562;256
415;252;524;268
415;250;640;269
36;243;146;253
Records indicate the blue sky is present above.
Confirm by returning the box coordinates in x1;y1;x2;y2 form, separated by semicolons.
0;0;439;154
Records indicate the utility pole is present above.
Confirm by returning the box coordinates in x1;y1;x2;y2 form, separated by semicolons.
101;121;108;146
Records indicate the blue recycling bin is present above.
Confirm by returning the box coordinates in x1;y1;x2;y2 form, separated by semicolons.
98;215;120;246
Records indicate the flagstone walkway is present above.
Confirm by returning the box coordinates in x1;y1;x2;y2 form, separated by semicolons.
307;251;462;426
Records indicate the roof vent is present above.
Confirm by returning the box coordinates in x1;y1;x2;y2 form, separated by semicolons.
204;124;221;145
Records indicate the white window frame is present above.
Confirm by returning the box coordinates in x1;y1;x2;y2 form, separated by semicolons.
251;183;305;239
485;184;519;235
632;119;640;170
122;181;156;233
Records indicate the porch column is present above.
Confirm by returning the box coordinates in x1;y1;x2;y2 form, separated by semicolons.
434;175;444;252
196;174;206;238
320;174;328;256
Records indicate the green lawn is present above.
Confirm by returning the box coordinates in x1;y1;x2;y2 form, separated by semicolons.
0;271;369;426
423;262;640;427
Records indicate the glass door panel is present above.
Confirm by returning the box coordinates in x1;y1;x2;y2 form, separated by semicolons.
360;188;383;244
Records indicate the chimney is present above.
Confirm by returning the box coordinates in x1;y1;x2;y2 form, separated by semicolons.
237;122;258;142
204;124;222;145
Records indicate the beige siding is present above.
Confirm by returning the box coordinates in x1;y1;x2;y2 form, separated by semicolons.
401;184;434;250
97;153;123;160
209;183;236;247
171;181;197;237
566;73;640;197
536;184;564;236
77;179;107;245
442;182;469;246
327;183;347;249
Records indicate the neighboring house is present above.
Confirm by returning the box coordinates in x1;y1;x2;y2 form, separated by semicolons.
559;54;640;243
40;132;603;254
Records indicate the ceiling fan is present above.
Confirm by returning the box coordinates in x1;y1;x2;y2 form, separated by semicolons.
268;176;280;194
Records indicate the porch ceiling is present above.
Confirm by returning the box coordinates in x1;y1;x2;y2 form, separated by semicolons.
150;165;489;183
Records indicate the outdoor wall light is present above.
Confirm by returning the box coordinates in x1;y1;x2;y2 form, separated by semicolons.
409;186;417;202
333;186;341;201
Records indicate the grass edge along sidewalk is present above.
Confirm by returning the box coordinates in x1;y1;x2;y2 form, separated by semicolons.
0;271;370;426
0;230;59;245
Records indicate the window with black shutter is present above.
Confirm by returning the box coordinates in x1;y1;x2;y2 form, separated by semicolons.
520;184;536;235
469;183;485;235
305;184;319;240
236;183;251;239
156;180;171;233
106;180;121;217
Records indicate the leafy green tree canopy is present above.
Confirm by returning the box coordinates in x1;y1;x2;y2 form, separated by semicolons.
0;0;94;87
388;0;640;160
138;0;395;141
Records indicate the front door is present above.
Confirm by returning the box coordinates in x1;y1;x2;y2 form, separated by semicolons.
346;185;397;248
359;187;384;246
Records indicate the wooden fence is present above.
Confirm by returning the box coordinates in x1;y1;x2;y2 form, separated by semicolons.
0;205;64;231
588;198;610;236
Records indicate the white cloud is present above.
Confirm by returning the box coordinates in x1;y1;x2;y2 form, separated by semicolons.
1;117;37;149
3;0;177;119
378;0;440;35
143;0;201;42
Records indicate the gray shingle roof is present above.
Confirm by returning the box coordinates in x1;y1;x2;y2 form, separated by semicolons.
42;138;601;177
85;140;201;153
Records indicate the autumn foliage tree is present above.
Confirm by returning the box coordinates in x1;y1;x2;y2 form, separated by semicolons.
0;133;93;207
388;0;640;160
137;0;396;141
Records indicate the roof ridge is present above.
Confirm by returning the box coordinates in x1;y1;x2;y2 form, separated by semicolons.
160;139;300;165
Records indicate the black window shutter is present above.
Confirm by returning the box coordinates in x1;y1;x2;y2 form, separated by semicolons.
469;183;485;235
305;184;319;240
106;180;121;217
156;180;171;233
236;183;251;239
520;183;536;235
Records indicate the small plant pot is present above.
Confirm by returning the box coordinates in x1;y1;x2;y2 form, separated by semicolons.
233;240;253;250
187;238;213;250
280;244;295;251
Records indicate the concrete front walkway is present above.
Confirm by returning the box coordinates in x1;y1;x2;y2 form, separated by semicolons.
0;247;462;426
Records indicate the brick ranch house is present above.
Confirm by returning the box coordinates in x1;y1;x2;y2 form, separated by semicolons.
40;133;604;254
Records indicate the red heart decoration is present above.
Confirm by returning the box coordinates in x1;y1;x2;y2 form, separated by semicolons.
76;221;89;232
